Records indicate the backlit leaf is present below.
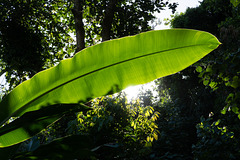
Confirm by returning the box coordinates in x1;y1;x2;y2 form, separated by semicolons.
0;29;220;147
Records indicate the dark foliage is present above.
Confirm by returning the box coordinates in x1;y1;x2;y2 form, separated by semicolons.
150;0;240;159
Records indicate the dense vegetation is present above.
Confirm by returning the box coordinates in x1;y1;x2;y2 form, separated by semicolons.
154;0;240;159
0;0;239;159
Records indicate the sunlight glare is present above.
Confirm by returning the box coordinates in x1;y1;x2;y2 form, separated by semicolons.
124;81;156;102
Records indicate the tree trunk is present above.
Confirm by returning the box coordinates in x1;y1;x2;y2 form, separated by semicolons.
72;0;85;53
101;0;117;41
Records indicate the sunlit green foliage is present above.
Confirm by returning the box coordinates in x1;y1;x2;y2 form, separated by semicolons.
67;94;159;158
0;0;232;159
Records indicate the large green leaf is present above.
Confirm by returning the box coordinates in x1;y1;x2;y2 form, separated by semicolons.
0;104;91;148
0;29;220;147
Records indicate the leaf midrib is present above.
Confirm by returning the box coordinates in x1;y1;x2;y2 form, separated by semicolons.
2;43;211;124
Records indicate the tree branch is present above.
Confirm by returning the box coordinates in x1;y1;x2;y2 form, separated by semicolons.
72;0;85;53
101;0;117;42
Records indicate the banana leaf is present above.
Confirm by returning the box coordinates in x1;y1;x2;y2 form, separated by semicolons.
0;104;91;148
0;29;221;147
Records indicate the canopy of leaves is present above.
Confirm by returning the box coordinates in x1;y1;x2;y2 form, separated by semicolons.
81;0;177;45
0;0;177;92
0;0;74;89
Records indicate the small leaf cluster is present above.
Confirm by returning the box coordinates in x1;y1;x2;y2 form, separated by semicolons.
193;116;240;160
